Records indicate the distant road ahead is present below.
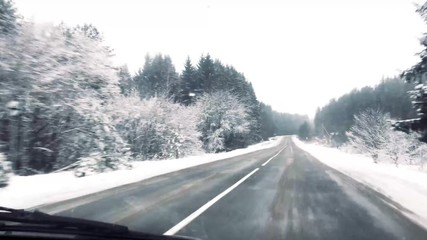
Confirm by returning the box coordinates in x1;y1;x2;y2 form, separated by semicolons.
37;137;427;240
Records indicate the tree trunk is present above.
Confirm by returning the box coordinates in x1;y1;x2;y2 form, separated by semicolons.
9;113;20;172
19;113;32;175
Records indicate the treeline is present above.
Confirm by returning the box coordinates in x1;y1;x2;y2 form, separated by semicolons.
314;77;417;143
0;0;306;180
309;77;427;167
123;54;263;148
260;102;308;139
119;53;308;150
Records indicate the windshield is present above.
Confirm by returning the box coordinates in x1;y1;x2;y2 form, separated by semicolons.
2;0;427;239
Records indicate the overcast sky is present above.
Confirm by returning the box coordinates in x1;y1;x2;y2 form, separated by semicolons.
13;0;427;117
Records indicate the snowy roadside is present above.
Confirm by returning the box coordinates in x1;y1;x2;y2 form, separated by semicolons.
293;136;427;229
0;136;283;209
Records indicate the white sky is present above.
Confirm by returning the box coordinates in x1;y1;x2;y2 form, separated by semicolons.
13;0;427;117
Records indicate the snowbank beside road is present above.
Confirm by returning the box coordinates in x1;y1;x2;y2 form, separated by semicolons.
0;137;283;209
293;136;427;228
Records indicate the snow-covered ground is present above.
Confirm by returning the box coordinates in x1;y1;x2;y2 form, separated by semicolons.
293;136;427;228
0;137;283;209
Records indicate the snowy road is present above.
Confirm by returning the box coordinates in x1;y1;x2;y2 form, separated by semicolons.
36;137;427;240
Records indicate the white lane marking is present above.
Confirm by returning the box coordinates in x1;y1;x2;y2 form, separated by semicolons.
163;168;260;236
261;145;287;167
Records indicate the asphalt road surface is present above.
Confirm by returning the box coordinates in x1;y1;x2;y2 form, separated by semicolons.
36;136;427;240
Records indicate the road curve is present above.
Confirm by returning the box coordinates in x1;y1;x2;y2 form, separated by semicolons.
36;136;427;240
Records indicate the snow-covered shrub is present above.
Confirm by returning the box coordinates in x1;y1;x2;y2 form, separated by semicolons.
407;133;427;169
108;95;202;160
382;130;412;166
415;144;427;169
0;153;11;187
347;109;427;167
71;111;132;177
74;148;132;177
196;91;250;153
346;109;390;163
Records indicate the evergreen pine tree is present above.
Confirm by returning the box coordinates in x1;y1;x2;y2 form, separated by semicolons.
179;57;197;105
395;2;427;142
196;54;215;93
133;54;179;99
298;122;311;140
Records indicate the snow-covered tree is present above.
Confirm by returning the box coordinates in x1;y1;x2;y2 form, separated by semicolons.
414;142;427;169
196;91;250;153
68;105;132;177
0;20;128;175
346;109;390;163
383;130;412;166
133;54;179;99
0;0;18;35
347;108;427;167
118;65;136;96
0;153;11;187
396;2;427;142
298;121;311;140
108;95;202;160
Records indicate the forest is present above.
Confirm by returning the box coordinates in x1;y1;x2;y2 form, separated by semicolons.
304;1;427;168
309;76;427;168
307;0;427;167
0;0;307;180
313;77;417;143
